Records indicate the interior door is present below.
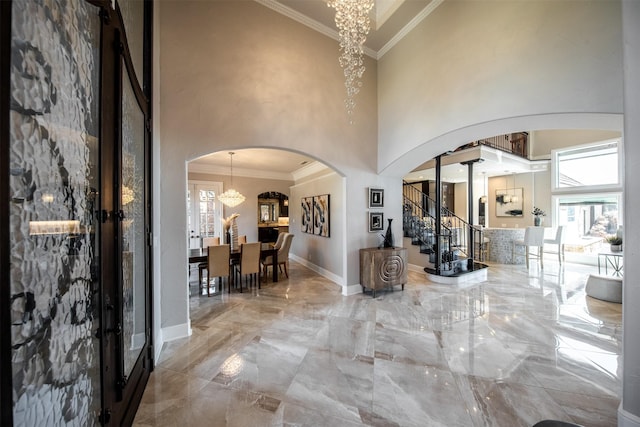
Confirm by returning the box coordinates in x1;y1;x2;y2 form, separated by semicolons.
187;182;223;248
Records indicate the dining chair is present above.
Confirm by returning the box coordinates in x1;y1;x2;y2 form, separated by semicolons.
238;235;247;245
262;233;294;280
205;244;230;296
543;226;565;264
235;242;261;292
273;231;286;250
512;226;545;269
203;236;220;247
199;236;220;286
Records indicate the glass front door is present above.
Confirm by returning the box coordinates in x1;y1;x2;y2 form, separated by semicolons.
7;0;102;423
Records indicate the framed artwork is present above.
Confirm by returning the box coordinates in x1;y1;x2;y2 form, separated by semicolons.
369;188;384;208
301;197;313;233
313;194;330;237
495;188;524;217
369;212;384;232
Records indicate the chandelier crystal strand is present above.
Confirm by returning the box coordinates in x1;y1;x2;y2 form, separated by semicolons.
327;0;374;119
218;152;246;208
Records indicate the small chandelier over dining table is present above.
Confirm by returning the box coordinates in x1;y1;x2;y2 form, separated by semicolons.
218;152;246;208
327;0;374;120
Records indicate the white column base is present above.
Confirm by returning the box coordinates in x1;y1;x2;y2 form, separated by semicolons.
619;404;640;427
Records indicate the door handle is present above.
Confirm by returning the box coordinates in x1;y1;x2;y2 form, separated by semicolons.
106;322;122;336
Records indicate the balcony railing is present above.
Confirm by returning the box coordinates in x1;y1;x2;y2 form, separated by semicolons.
456;132;529;158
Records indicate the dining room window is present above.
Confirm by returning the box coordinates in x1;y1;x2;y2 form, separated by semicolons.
187;181;223;248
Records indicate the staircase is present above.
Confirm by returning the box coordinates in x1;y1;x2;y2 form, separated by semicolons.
403;182;487;276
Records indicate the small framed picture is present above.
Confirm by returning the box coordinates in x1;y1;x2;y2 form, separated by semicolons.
369;212;384;232
369;188;384;208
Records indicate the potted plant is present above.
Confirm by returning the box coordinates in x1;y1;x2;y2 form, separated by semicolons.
606;235;623;252
532;207;546;226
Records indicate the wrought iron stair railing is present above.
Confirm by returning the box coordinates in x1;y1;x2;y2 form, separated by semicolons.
403;182;486;273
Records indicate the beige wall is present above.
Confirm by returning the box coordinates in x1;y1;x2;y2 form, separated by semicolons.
157;1;383;332
488;173;534;229
154;0;625;345
290;171;344;279
188;172;293;244
454;182;468;222
378;0;623;175
530;129;622;159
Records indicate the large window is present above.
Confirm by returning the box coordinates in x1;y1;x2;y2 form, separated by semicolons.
552;140;623;256
554;140;621;190
554;193;622;253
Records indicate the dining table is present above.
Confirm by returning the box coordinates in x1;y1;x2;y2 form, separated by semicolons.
188;243;279;283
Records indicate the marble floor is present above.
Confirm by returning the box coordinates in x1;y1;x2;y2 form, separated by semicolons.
133;258;622;427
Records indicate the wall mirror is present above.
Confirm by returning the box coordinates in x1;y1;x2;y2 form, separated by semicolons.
259;198;279;223
257;191;289;224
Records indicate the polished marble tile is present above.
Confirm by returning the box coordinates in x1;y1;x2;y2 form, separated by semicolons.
373;359;474;427
134;260;622;426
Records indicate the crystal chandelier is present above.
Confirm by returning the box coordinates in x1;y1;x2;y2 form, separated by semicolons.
218;152;246;208
327;0;374;119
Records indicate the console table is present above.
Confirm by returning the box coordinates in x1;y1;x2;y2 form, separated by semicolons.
359;247;408;297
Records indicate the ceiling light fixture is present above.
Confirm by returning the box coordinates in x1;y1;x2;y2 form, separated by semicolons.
218;152;246;208
480;172;487;204
510;173;519;203
327;0;374;121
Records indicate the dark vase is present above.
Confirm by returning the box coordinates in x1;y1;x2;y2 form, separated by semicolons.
534;216;542;226
384;218;394;248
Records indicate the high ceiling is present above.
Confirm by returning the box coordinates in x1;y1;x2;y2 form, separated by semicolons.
188;149;318;180
188;0;537;182
272;0;436;54
190;1;441;179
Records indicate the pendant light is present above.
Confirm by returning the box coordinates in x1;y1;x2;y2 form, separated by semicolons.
218;152;245;208
480;172;487;203
510;173;519;203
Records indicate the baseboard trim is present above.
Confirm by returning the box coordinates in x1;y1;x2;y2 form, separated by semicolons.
161;321;191;342
289;254;343;287
619;405;640;427
155;321;191;364
343;283;364;296
154;332;163;364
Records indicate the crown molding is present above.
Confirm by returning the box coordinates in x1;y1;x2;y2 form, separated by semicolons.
378;0;444;59
255;0;377;59
188;160;330;182
188;162;295;181
291;161;331;181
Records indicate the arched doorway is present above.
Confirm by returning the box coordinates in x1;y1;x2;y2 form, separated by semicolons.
257;191;289;243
